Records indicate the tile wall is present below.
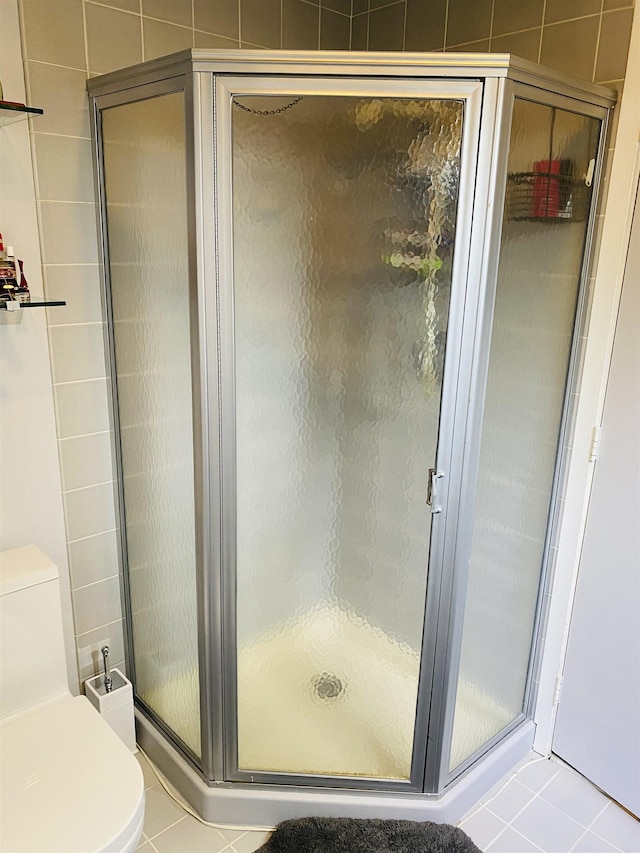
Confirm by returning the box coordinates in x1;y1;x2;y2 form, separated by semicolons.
16;0;635;688
352;0;634;89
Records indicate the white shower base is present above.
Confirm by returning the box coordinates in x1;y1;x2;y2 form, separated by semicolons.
237;603;513;777
144;602;513;780
137;603;530;828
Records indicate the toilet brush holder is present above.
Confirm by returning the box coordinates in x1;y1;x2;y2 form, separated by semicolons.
85;667;136;753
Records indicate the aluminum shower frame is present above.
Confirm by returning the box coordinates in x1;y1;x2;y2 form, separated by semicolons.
88;50;613;803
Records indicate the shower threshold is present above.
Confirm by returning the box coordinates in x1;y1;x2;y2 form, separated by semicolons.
135;709;534;828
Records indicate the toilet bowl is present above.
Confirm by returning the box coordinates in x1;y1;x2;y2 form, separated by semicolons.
0;546;145;852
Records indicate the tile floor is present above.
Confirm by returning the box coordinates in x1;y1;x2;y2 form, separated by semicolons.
135;751;640;853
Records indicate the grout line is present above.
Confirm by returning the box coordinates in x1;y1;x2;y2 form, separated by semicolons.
463;810;509;849
62;478;113;495
75;617;123;641
59;428;110;442
539;0;547;63
366;0;370;50
493;823;546;852
365;0;405;9
401;0;407;51
488;0;496;51
585;800;613;832
592;0;605;83
38;198;97;205
442;0;449;51
31;130;93;141
81;1;90;72
54;376;107;388
71;573;120;594
23;58;88;73
145;815;188;843
543;10;608;26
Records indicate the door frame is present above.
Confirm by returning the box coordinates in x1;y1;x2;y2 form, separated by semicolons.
210;73;486;792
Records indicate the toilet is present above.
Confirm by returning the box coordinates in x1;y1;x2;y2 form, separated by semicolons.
0;545;145;852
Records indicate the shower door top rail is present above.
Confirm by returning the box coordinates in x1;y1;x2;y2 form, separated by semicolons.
86;49;616;110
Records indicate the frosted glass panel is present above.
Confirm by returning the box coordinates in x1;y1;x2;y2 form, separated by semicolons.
231;95;463;778
102;93;200;757
450;100;600;770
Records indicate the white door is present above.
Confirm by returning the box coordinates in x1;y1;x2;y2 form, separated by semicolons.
553;177;640;816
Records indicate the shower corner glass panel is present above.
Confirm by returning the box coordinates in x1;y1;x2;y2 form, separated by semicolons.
229;92;464;781
449;97;601;772
101;90;201;758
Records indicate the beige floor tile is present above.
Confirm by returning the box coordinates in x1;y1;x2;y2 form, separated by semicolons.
136;752;160;790
152;814;237;853
143;786;187;840
232;829;272;852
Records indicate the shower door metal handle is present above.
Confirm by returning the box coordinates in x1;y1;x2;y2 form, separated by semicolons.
427;469;444;514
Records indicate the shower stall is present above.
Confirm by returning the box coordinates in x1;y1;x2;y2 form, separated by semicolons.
88;51;613;824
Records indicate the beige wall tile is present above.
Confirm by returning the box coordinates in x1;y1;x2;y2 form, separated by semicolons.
540;17;599;80
20;0;86;69
76;617;125;680
49;323;107;383
283;0;320;49
368;2;406;50
39;200;99;264
323;0;351;13
72;575;122;634
320;7;351;48
45;264;103;325
143;18;193;60
63;481;116;541
446;0;492;47
492;0;544;36
86;3;142;74
96;0;139;11
602;0;634;9
241;0;283;47
446;38;490;52
491;28;541;63
142;0;192;27
350;11;368;48
405;0;446;51
59;431;114;491
26;63;91;138
352;0;368;13
544;0;601;24
193;0;239;39
194;30;240;48
54;378;111;439
595;9;634;82
68;530;119;589
33;134;95;202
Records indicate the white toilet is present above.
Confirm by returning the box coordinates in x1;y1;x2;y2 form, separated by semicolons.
0;545;145;852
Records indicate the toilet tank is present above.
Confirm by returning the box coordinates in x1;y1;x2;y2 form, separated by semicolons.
0;545;70;720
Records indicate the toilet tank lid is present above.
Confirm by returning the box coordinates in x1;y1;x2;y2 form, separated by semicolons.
0;545;58;596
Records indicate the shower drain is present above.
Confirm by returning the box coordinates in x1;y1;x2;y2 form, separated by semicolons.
312;672;346;701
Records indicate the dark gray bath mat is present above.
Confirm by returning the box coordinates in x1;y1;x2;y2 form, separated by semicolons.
255;817;481;852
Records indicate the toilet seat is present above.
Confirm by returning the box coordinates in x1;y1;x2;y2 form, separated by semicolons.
0;694;145;853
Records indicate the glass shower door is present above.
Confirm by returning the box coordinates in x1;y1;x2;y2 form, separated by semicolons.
101;90;201;759
218;80;478;783
449;97;602;773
